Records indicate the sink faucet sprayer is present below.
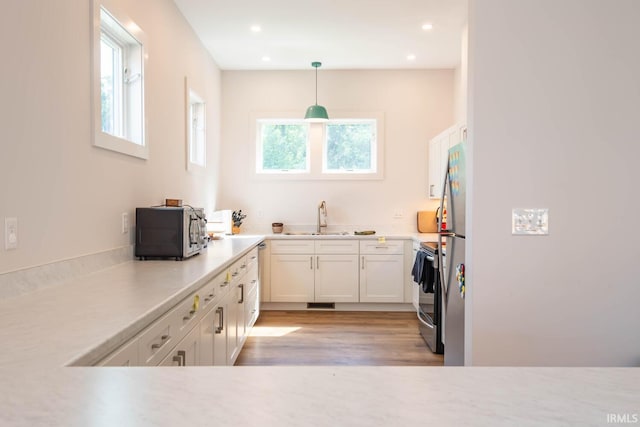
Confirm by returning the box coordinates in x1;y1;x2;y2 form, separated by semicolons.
317;201;328;234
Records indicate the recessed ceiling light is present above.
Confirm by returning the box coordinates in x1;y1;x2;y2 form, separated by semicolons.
407;54;416;61
262;56;271;62
422;23;433;31
250;25;261;32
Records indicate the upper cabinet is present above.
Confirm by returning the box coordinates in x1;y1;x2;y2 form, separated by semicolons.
428;124;466;199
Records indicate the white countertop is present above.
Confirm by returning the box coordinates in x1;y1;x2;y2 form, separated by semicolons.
1;232;637;425
0;366;637;426
0;235;264;368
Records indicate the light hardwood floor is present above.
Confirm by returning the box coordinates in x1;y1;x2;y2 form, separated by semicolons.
235;310;443;366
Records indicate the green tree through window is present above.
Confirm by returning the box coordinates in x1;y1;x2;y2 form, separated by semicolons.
325;121;375;172
260;122;309;171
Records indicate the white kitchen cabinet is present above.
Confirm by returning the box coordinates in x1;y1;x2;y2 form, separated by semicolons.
270;254;315;302
199;275;228;366
428;125;463;199
159;324;200;366
315;254;359;302
138;308;181;366
359;240;404;303
93;243;262;367
270;239;359;303
225;282;241;365
200;295;229;366
243;263;260;332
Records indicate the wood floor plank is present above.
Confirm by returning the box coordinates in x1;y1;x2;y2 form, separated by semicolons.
235;310;443;366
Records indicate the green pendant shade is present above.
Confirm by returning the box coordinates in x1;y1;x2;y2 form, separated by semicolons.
304;104;329;122
304;61;329;122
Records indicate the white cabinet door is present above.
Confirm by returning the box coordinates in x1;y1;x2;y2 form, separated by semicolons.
360;254;404;302
159;325;200;366
199;298;228;366
270;254;315;302
315;254;359;302
213;300;228;365
428;137;441;198
225;287;240;365
429;125;461;199
236;280;247;346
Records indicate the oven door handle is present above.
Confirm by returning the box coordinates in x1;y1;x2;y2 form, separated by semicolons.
417;311;435;329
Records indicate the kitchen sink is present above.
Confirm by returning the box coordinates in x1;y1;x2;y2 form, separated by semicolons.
283;231;350;236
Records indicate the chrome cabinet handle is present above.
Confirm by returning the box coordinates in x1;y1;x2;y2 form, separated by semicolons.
362;256;365;270
310;256;313;270
316;256;319;269
215;307;224;334
177;350;186;366
238;284;244;304
151;334;170;350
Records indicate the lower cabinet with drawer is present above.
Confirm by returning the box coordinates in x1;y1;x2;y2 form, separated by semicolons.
270;239;360;303
97;245;261;367
159;324;201;366
359;240;405;303
270;238;405;304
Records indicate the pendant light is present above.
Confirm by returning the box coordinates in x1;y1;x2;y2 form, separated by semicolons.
304;61;329;122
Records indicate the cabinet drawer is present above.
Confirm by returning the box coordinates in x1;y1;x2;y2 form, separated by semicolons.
359;240;404;254
314;239;359;254
138;309;181;366
172;292;203;340
199;275;224;312
270;239;315;254
246;246;259;269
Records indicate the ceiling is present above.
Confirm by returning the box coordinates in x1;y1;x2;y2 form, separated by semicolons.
172;0;468;70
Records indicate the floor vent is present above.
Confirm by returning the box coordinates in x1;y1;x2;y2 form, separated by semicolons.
307;302;335;310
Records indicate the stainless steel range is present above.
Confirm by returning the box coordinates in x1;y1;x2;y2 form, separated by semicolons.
412;241;444;354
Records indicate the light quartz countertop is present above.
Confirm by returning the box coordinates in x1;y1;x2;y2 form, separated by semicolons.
1;366;638;426
0;235;264;368
0;232;637;425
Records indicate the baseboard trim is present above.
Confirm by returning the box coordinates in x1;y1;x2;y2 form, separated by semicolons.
261;302;415;312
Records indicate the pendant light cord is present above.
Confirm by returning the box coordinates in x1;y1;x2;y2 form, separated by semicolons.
315;64;318;105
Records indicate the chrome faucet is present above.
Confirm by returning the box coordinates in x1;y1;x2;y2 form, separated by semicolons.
317;201;328;234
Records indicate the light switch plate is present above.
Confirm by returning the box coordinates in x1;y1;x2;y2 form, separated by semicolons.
512;208;549;235
5;217;18;250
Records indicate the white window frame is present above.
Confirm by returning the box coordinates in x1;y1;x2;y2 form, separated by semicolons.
322;118;379;175
252;113;311;177
186;78;207;172
251;111;384;180
91;0;149;159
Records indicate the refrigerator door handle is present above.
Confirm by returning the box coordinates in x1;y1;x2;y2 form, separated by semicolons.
438;157;450;307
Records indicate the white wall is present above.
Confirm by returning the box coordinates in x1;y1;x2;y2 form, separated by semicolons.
468;0;640;366
219;70;454;233
453;24;468;125
0;0;221;274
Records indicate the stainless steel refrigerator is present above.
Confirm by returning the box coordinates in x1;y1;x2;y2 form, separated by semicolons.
438;142;466;366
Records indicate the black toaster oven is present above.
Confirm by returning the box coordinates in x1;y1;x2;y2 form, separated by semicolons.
135;207;206;260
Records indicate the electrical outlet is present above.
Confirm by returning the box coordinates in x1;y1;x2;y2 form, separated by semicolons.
5;217;18;250
512;208;548;235
393;210;404;219
121;212;129;234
